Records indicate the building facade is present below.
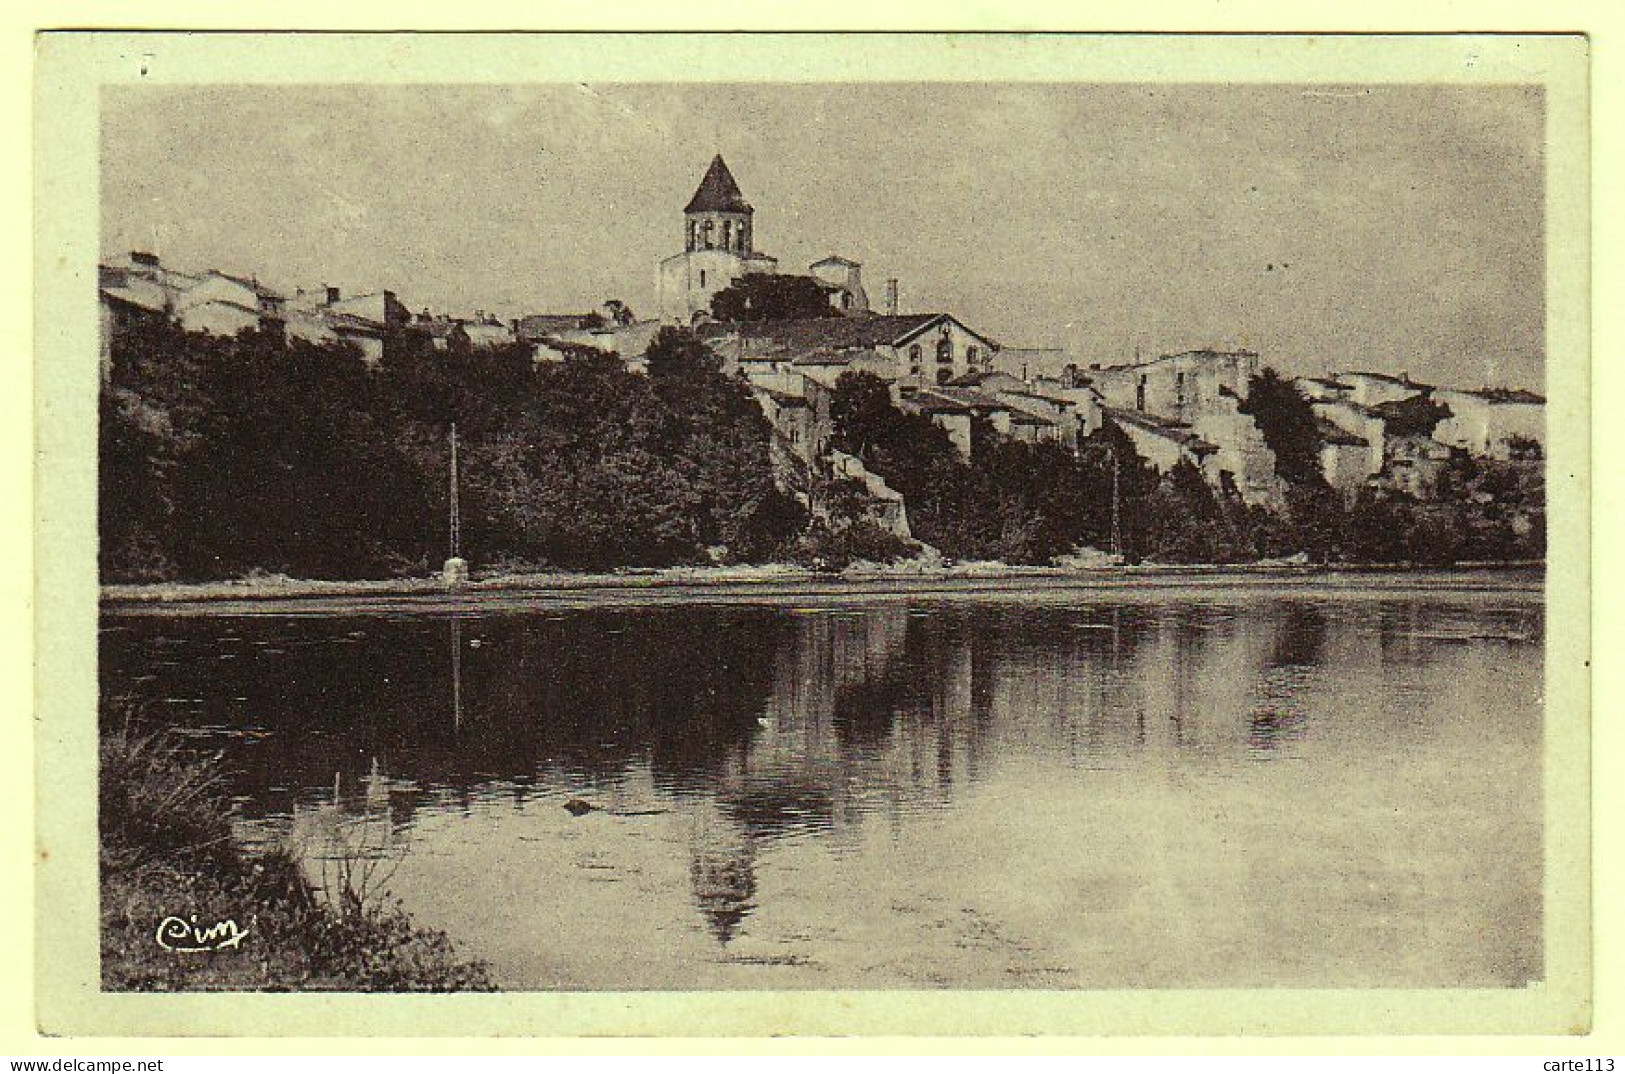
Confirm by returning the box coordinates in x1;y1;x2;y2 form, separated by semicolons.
1087;349;1261;424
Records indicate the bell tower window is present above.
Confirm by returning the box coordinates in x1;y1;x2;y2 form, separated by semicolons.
702;219;714;249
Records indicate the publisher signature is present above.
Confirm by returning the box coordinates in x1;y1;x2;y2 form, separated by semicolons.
155;914;250;953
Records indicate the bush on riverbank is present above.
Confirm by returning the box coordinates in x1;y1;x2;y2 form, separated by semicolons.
100;713;493;991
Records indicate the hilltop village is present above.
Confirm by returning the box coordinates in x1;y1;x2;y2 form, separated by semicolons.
98;156;1547;580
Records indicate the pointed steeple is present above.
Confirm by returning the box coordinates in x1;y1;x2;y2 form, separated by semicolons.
684;155;753;214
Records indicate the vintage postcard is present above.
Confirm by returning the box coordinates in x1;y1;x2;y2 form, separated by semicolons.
33;31;1590;1037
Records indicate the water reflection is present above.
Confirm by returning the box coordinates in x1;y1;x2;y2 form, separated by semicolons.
101;585;1545;988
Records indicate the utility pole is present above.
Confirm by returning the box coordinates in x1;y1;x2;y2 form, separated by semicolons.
1109;436;1123;560
442;422;468;587
448;422;461;560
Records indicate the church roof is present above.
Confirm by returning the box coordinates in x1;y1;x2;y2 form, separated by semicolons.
685;155;753;214
699;313;977;365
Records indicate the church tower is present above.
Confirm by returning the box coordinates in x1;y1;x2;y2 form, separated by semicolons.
684;154;754;257
658;155;777;324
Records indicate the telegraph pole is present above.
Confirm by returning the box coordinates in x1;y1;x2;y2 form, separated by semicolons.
442;422;468;587
449;422;461;560
1109;436;1123;560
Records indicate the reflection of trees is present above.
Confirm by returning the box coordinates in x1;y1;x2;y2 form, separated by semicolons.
104;607;784;820
1246;707;1308;753
1269;601;1328;669
1242;601;1328;755
104;592;1442;839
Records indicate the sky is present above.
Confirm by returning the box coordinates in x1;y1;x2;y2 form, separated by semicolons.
101;82;1545;390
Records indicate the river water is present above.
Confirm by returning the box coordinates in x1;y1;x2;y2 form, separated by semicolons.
101;575;1544;990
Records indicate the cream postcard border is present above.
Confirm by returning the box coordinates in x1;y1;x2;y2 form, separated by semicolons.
33;31;1591;1038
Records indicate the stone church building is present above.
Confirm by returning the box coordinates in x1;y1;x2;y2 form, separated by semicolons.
657;156;780;324
657;156;871;324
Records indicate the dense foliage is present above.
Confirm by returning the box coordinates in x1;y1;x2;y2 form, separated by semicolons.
709;274;834;322
99;321;804;582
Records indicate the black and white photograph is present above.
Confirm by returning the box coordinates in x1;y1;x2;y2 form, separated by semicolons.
28;29;1594;1039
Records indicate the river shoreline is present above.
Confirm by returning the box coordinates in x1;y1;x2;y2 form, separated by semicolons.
100;560;1545;615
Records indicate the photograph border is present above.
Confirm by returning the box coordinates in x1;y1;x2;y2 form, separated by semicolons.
32;29;1591;1038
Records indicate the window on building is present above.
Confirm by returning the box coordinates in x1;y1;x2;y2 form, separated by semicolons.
909;344;922;372
1175;370;1186;408
721;220;732;250
1137;375;1147;411
699;270;707;288
702;220;714;249
967;345;980;366
936;338;953;364
936;368;952;385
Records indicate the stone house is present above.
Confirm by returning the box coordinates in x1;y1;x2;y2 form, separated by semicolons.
1311;398;1388;480
808;256;869;315
699;312;999;388
406;311;471;353
97;262;172;381
170;270;286;338
1105;407;1220;477
1086;349;1261;424
1431;387;1545;460
283;286;408;363
461;312;514;350
1316;418;1375;501
1374;433;1456;500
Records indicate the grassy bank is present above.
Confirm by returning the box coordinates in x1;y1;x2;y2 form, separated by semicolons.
100;717;493;991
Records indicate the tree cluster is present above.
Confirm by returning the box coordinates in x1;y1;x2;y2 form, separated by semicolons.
99;321;804;582
709;274;834;322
